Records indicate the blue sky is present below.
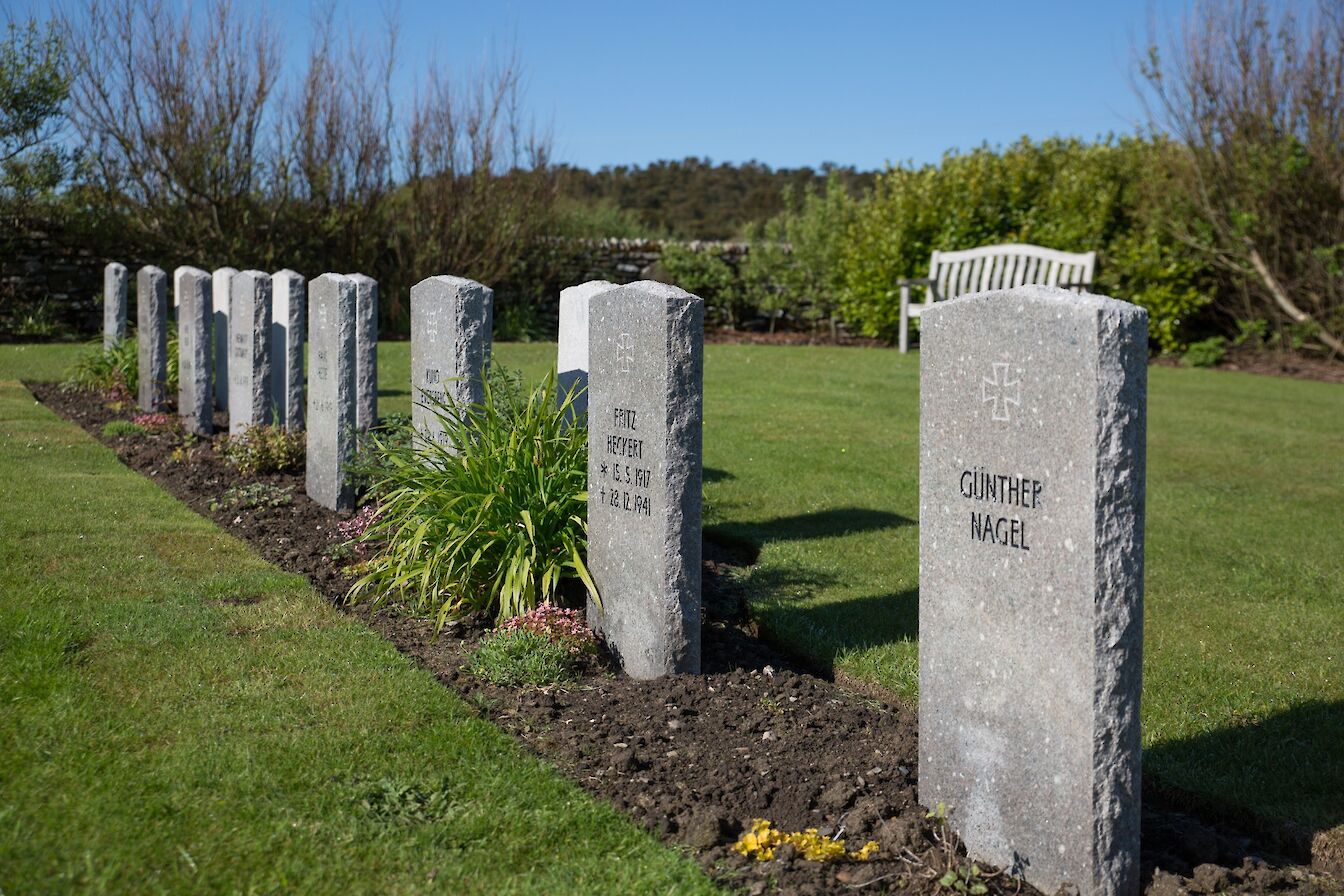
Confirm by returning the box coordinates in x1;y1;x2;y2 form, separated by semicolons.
19;0;1203;171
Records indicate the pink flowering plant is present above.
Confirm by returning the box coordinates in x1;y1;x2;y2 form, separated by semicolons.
499;605;597;656
338;503;382;541
132;412;176;430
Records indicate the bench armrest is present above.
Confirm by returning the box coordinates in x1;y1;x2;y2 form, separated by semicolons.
895;277;937;288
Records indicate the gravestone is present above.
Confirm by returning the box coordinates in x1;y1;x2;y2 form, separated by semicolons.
227;271;273;435
271;269;307;430
136;266;168;411
212;267;237;410
409;275;493;450
557;280;615;427
103;262;127;349
175;267;213;435
171;265;187;323
306;274;358;511
349;273;378;431
918;285;1148;896
586;281;704;679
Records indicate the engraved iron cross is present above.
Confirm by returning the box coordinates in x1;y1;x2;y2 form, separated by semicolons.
616;333;635;373
982;362;1021;422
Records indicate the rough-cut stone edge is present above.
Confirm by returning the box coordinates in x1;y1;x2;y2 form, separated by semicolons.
306;273;358;511
136;266;167;411
349;273;378;432
228;270;273;435
103;262;127;349
1090;295;1147;896
175;266;213;436
272;269;306;431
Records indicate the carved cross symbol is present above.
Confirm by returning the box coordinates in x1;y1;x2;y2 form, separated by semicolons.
982;362;1021;422
616;333;635;373
425;368;440;384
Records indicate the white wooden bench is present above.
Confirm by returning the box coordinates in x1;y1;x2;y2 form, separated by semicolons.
896;243;1096;352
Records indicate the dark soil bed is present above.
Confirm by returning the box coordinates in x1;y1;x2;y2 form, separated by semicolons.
28;381;1340;896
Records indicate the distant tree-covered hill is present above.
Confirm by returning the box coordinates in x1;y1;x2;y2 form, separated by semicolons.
554;158;876;241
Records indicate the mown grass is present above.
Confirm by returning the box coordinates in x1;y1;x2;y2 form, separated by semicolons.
0;377;718;895
6;339;1342;838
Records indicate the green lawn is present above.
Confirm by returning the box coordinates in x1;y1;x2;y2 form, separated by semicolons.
6;339;1343;843
0;374;718;895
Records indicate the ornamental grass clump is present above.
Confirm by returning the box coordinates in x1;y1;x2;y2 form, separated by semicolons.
348;367;594;627
732;819;879;863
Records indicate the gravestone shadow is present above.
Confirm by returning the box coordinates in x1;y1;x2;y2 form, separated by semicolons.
1141;699;1344;871
711;506;914;546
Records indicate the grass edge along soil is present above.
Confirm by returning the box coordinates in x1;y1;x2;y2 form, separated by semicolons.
21;379;1344;896
0;379;720;896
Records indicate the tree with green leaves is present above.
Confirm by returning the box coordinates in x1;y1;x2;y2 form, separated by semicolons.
0;18;74;199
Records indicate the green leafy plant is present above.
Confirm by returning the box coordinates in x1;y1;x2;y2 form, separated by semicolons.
357;777;462;825
348;367;594;627
208;482;294;513
1181;336;1227;368
101;419;147;437
219;425;304;477
1233;319;1269;349
466;628;582;687
61;332;180;397
937;864;989;895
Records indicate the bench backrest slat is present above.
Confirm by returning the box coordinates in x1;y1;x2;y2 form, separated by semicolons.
924;243;1096;300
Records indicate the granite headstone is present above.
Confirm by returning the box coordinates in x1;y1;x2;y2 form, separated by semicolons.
558;279;615;427
175;266;213;435
409;275;493;451
270;269;306;430
306;274;358;511
918;285;1148;896
136;265;168;411
103;262;127;349
227;271;273;435
212;267;237;410
586;281;704;679
349;273;378;431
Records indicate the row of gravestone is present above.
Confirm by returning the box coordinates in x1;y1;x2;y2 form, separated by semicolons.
103;259;1148;896
101;263;378;439
400;275;1147;896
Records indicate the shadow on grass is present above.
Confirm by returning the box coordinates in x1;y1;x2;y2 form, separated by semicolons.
743;560;918;675
714;506;914;547
703;466;736;483
377;388;411;399
1143;699;1344;866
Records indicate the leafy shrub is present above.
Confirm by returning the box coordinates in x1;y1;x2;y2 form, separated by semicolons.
219;425;305;477
834;136;1212;351
466;628;582;687
741;172;859;334
102;420;147;437
349;368;594;626
64;338;137;394
209;483;294;512
659;243;748;326
62;332;181;396
1182;336;1227;368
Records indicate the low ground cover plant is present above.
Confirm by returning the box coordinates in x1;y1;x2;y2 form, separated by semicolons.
466;627;583;687
467;606;597;687
219;425;304;477
348;367;594;627
101;419;146;437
